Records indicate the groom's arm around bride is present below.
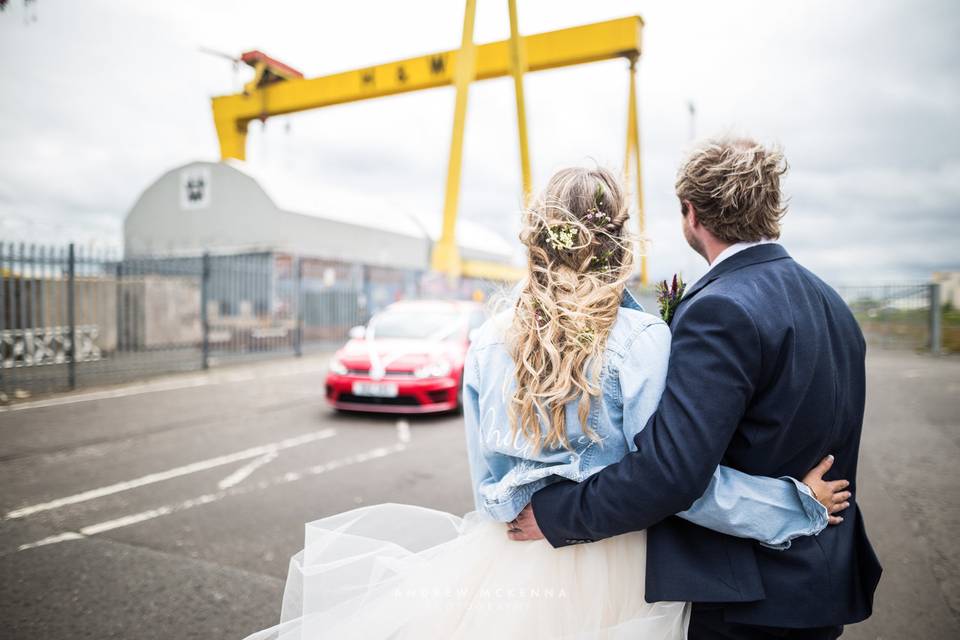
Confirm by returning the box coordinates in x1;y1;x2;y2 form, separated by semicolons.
525;138;882;638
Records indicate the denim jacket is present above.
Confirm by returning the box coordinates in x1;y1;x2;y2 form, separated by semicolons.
462;290;828;549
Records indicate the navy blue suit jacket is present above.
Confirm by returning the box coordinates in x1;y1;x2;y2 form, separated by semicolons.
531;244;882;628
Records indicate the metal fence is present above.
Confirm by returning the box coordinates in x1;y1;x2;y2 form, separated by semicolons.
0;242;498;398
835;283;947;353
2;243;950;400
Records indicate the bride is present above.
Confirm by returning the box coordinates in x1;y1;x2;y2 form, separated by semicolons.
244;167;849;639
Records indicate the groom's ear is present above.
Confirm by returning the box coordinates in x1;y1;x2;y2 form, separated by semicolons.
682;200;699;227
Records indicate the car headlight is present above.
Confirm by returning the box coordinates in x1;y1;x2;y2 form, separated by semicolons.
414;360;452;379
328;359;348;375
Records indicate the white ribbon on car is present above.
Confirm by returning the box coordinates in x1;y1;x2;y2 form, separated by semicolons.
364;318;464;381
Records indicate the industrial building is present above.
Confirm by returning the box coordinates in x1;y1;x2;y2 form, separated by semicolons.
124;160;516;270
119;160;518;351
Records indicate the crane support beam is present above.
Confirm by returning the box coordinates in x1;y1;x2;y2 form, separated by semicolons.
625;57;647;286
432;0;478;278
462;259;525;281
508;0;532;204
211;16;643;161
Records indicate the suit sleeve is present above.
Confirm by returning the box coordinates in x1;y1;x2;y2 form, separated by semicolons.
531;294;763;547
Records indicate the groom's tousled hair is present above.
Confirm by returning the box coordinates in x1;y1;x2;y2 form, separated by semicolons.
675;137;788;242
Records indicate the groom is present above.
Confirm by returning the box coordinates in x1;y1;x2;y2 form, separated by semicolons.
509;138;882;638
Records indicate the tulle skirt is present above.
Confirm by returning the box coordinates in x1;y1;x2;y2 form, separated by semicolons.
243;503;689;640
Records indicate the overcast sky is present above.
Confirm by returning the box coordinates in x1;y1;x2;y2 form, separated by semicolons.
1;0;957;285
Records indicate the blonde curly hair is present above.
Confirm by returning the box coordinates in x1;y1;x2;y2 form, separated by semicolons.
506;167;634;452
675;137;788;242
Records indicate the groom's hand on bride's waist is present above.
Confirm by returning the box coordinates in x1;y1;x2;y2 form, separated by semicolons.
506;503;545;541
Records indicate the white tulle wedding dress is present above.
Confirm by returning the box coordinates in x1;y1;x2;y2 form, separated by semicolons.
242;503;689;640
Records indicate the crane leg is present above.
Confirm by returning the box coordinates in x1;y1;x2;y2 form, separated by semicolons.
432;0;478;278
214;114;248;162
508;0;532;205
625;57;647;287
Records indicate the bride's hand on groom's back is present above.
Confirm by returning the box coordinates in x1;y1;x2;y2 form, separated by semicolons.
802;455;851;525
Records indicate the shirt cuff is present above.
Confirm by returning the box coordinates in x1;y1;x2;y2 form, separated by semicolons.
758;477;830;551
480;480;540;522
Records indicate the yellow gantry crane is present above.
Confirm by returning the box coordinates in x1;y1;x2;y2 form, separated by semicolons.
211;3;647;284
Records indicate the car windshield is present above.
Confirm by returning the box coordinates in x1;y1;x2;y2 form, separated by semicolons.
369;310;464;341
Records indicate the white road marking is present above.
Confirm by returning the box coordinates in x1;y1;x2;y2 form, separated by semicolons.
217;452;277;490
4;429;336;520
396;419;411;443
0;362;330;413
0;378;209;413
16;532;85;550
16;442;408;552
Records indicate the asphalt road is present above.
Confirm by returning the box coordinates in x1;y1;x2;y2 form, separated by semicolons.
0;350;957;639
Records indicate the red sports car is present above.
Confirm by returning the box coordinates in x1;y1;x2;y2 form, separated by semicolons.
325;300;487;414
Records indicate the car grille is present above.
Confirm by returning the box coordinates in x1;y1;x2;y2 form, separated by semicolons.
337;394;421;406
427;390;452;404
345;368;416;378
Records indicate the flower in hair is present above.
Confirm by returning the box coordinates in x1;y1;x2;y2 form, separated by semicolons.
575;327;596;347
545;224;578;252
586;185;610;225
589;249;615;273
586;208;609;224
531;299;548;327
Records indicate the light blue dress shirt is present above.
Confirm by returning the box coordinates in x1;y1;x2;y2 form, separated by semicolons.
463;289;828;549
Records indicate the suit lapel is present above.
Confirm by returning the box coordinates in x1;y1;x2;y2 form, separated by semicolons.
678;244;791;309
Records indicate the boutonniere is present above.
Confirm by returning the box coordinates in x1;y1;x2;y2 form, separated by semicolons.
656;274;686;325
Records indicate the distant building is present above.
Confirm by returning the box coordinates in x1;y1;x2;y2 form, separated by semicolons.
933;271;960;309
122;161;518;333
124;160;515;270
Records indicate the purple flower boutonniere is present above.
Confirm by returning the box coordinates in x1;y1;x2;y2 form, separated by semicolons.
656;274;686;325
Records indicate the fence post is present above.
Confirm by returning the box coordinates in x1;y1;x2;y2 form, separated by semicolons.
115;260;123;351
293;256;303;357
67;243;77;389
201;252;210;369
930;283;942;355
0;243;5;396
